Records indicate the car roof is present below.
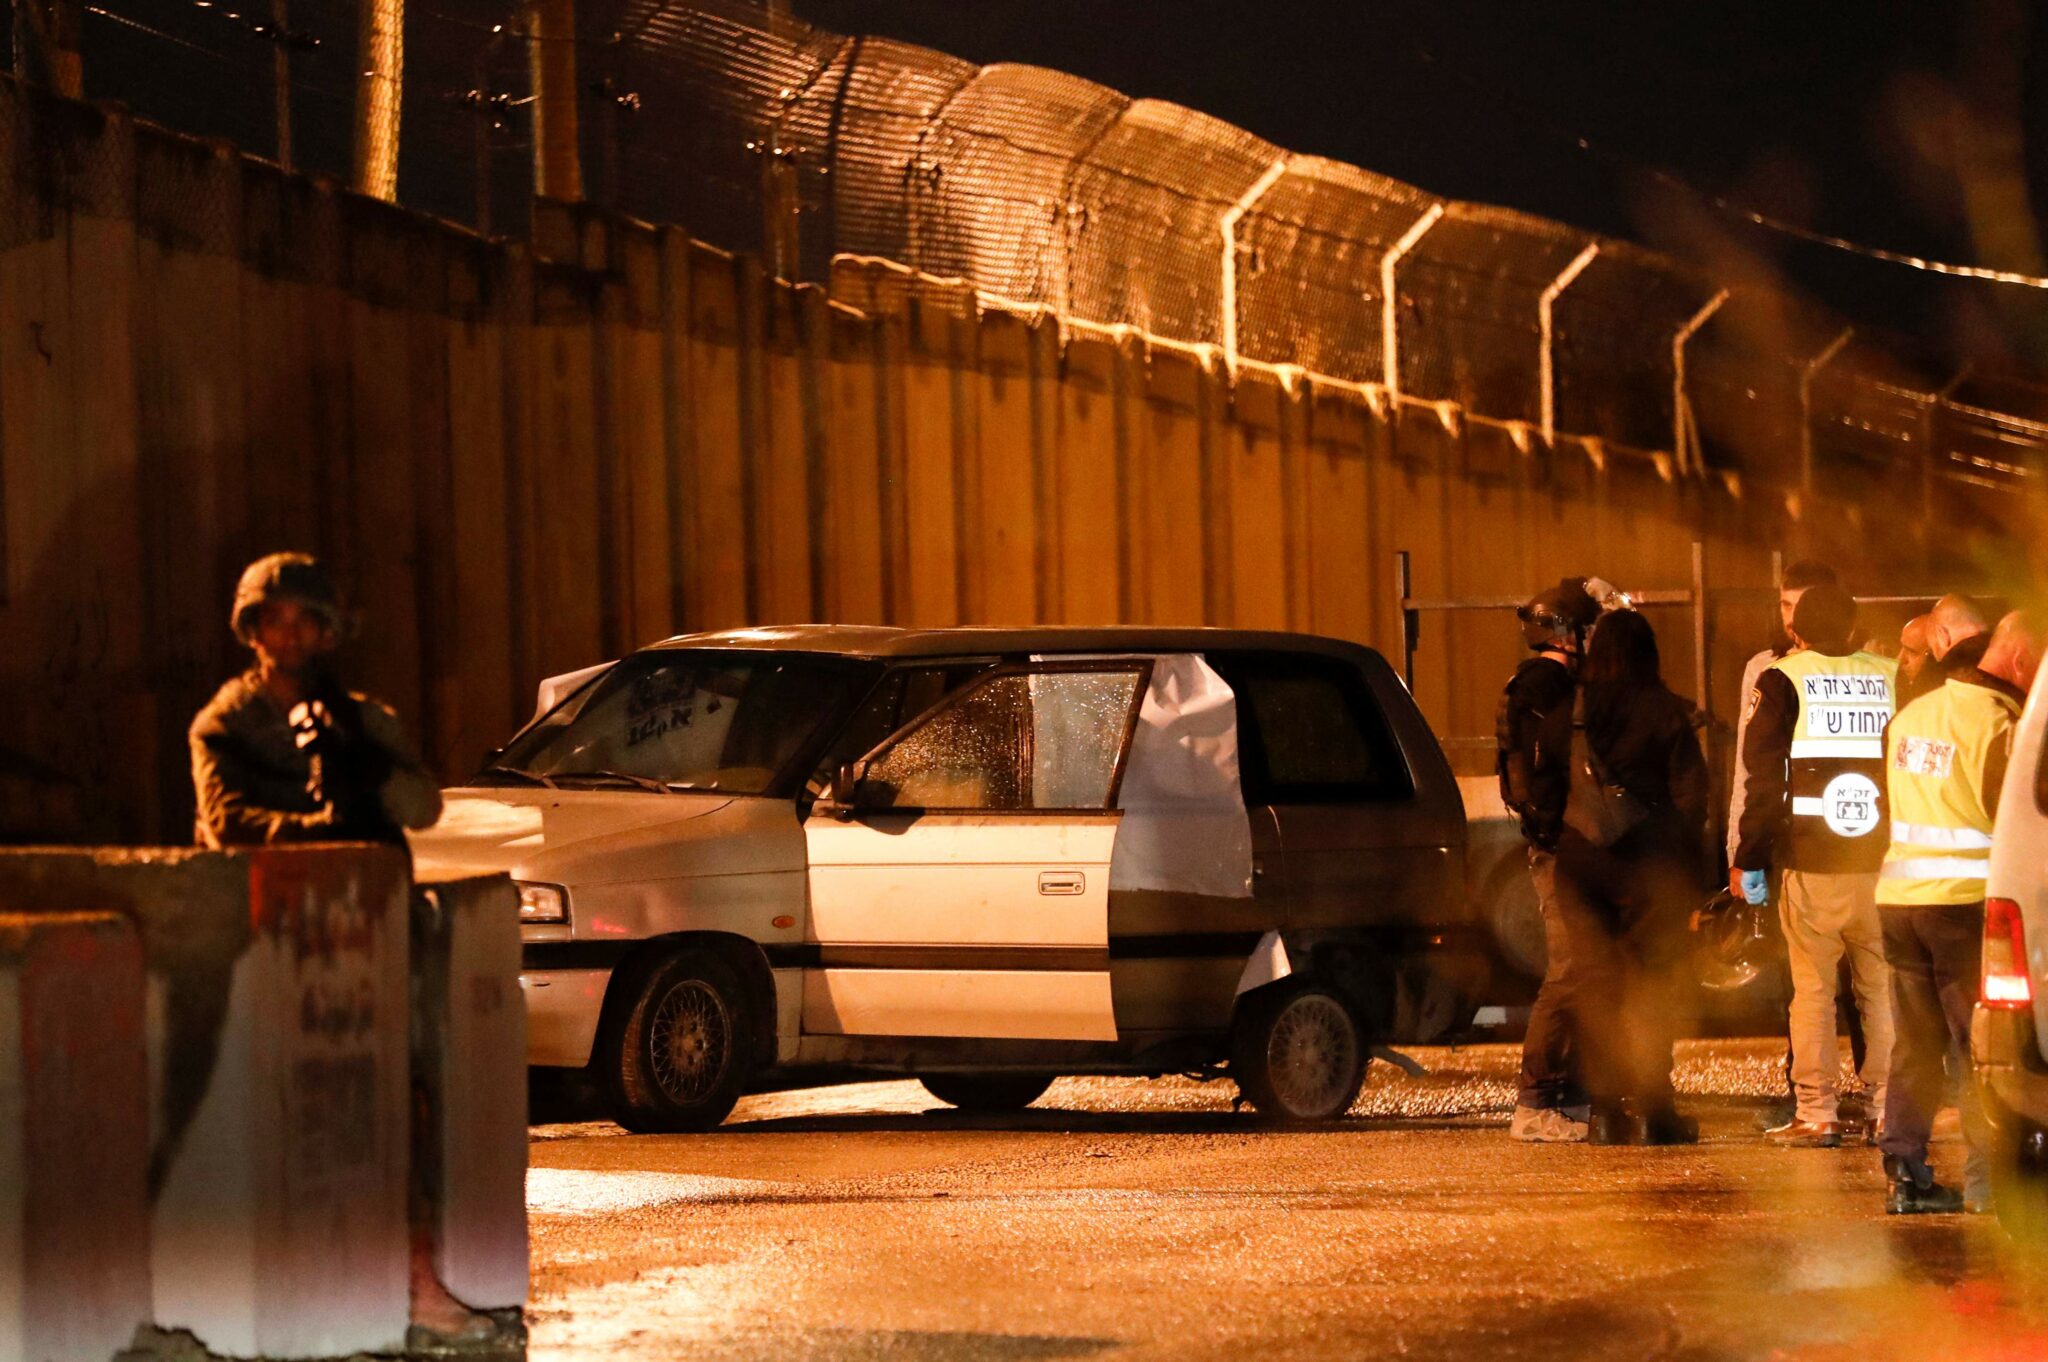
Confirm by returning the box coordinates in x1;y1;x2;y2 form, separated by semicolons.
643;624;1379;662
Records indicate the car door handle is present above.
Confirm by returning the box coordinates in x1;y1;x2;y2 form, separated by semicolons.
1038;871;1085;896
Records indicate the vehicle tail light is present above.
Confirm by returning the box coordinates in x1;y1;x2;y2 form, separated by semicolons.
1982;897;2033;1008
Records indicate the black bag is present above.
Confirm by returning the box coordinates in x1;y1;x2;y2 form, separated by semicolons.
1562;691;1649;848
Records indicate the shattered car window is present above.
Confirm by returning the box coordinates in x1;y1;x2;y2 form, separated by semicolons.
489;651;866;794
858;668;1145;811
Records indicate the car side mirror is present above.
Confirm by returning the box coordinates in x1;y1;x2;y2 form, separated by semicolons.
828;762;859;820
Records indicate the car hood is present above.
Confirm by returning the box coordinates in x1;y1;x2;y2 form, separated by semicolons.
408;786;740;884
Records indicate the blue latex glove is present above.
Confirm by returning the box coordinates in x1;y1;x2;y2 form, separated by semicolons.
1738;869;1769;906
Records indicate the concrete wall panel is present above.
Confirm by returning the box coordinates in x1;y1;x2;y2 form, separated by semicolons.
683;246;752;630
1054;335;1124;625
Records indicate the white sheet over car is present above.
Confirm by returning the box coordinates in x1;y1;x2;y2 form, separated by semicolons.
1108;653;1254;900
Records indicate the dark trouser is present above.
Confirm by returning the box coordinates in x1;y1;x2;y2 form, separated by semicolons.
1878;902;1987;1188
1550;840;1698;1116
1517;848;1586;1110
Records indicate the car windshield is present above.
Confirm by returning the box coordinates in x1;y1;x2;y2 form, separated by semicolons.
484;650;869;796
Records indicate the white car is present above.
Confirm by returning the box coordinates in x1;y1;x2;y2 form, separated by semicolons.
1971;676;2048;1240
410;626;1487;1131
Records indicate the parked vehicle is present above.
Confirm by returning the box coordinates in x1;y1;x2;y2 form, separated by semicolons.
1972;679;2048;1243
410;626;1489;1130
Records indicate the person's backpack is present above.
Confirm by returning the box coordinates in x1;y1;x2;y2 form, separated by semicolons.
1562;690;1649;847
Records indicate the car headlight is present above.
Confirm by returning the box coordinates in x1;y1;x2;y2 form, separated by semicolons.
517;882;569;924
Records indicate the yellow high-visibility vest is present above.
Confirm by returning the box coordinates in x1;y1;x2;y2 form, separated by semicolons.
1878;678;2020;906
1766;649;1896;846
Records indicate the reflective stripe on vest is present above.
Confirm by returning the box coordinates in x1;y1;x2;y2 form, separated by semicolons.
1878;679;2018;907
1880;856;1991;882
1788;738;1885;760
1888;821;1995;850
1766;649;1897;843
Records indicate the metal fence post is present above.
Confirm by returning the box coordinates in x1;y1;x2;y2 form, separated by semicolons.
1538;242;1599;446
527;0;583;203
1798;327;1854;497
1381;204;1444;404
1220;157;1288;370
1691;539;1709;727
272;0;293;172
353;0;404;202
1393;550;1415;691
1671;289;1729;474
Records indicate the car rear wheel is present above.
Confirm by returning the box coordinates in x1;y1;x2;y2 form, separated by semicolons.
1231;979;1368;1123
1989;1121;2048;1249
918;1073;1056;1111
603;948;755;1133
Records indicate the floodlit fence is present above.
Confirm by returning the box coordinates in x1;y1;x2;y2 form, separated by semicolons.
43;0;2048;497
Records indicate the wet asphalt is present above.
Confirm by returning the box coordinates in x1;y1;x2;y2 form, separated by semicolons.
525;1040;2048;1362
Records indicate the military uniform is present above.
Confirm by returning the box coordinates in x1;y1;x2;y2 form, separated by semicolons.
189;669;439;847
189;552;441;848
1497;652;1581;1119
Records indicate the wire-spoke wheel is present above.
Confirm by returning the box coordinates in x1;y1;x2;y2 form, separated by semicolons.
604;948;755;1133
1231;979;1368;1124
648;979;732;1106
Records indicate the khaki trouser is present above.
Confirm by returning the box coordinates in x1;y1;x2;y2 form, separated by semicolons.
1778;869;1894;1124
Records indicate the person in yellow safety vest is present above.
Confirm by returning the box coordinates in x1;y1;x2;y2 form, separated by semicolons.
1731;584;1897;1148
1876;608;2045;1214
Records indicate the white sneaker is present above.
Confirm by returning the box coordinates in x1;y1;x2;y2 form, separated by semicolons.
1510;1105;1589;1143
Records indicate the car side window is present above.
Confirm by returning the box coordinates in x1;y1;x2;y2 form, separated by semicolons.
811;663;991;793
1209;653;1412;805
855;666;1148;812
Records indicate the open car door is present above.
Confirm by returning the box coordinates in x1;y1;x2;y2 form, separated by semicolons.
801;660;1152;1042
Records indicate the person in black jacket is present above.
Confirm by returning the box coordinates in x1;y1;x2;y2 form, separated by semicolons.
1730;584;1896;1148
1498;578;1602;1142
1535;608;1711;1145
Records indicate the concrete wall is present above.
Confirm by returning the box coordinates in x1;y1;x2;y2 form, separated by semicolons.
1;81;2035;842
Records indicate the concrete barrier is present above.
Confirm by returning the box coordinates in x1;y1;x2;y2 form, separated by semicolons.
0;847;413;1359
413;874;528;1316
0;910;152;1362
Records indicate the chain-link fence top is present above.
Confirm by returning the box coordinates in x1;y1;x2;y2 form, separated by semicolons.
810;36;974;274
1553;243;1712;449
1067;99;1280;344
908;64;1128;304
39;0;2048;479
612;0;843;256
1235;157;1437;381
1397;203;1588;421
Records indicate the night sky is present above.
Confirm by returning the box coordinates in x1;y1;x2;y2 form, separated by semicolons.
796;1;2048;377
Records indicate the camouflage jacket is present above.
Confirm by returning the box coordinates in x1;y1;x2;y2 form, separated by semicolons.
188;669;441;848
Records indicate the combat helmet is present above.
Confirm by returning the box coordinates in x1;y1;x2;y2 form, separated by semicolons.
230;552;345;644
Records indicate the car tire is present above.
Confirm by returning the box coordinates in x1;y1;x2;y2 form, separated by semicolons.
1231;979;1368;1124
1989;1122;2048;1249
1481;852;1547;980
603;948;755;1133
918;1073;1056;1111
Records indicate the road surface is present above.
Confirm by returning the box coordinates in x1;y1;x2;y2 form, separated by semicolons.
525;1040;2048;1361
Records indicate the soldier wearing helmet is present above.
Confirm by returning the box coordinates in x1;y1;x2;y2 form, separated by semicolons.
188;552;441;848
1498;576;1607;1142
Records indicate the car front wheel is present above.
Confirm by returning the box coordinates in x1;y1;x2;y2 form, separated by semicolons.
603;948;755;1133
918;1073;1055;1111
1231;979;1368;1123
